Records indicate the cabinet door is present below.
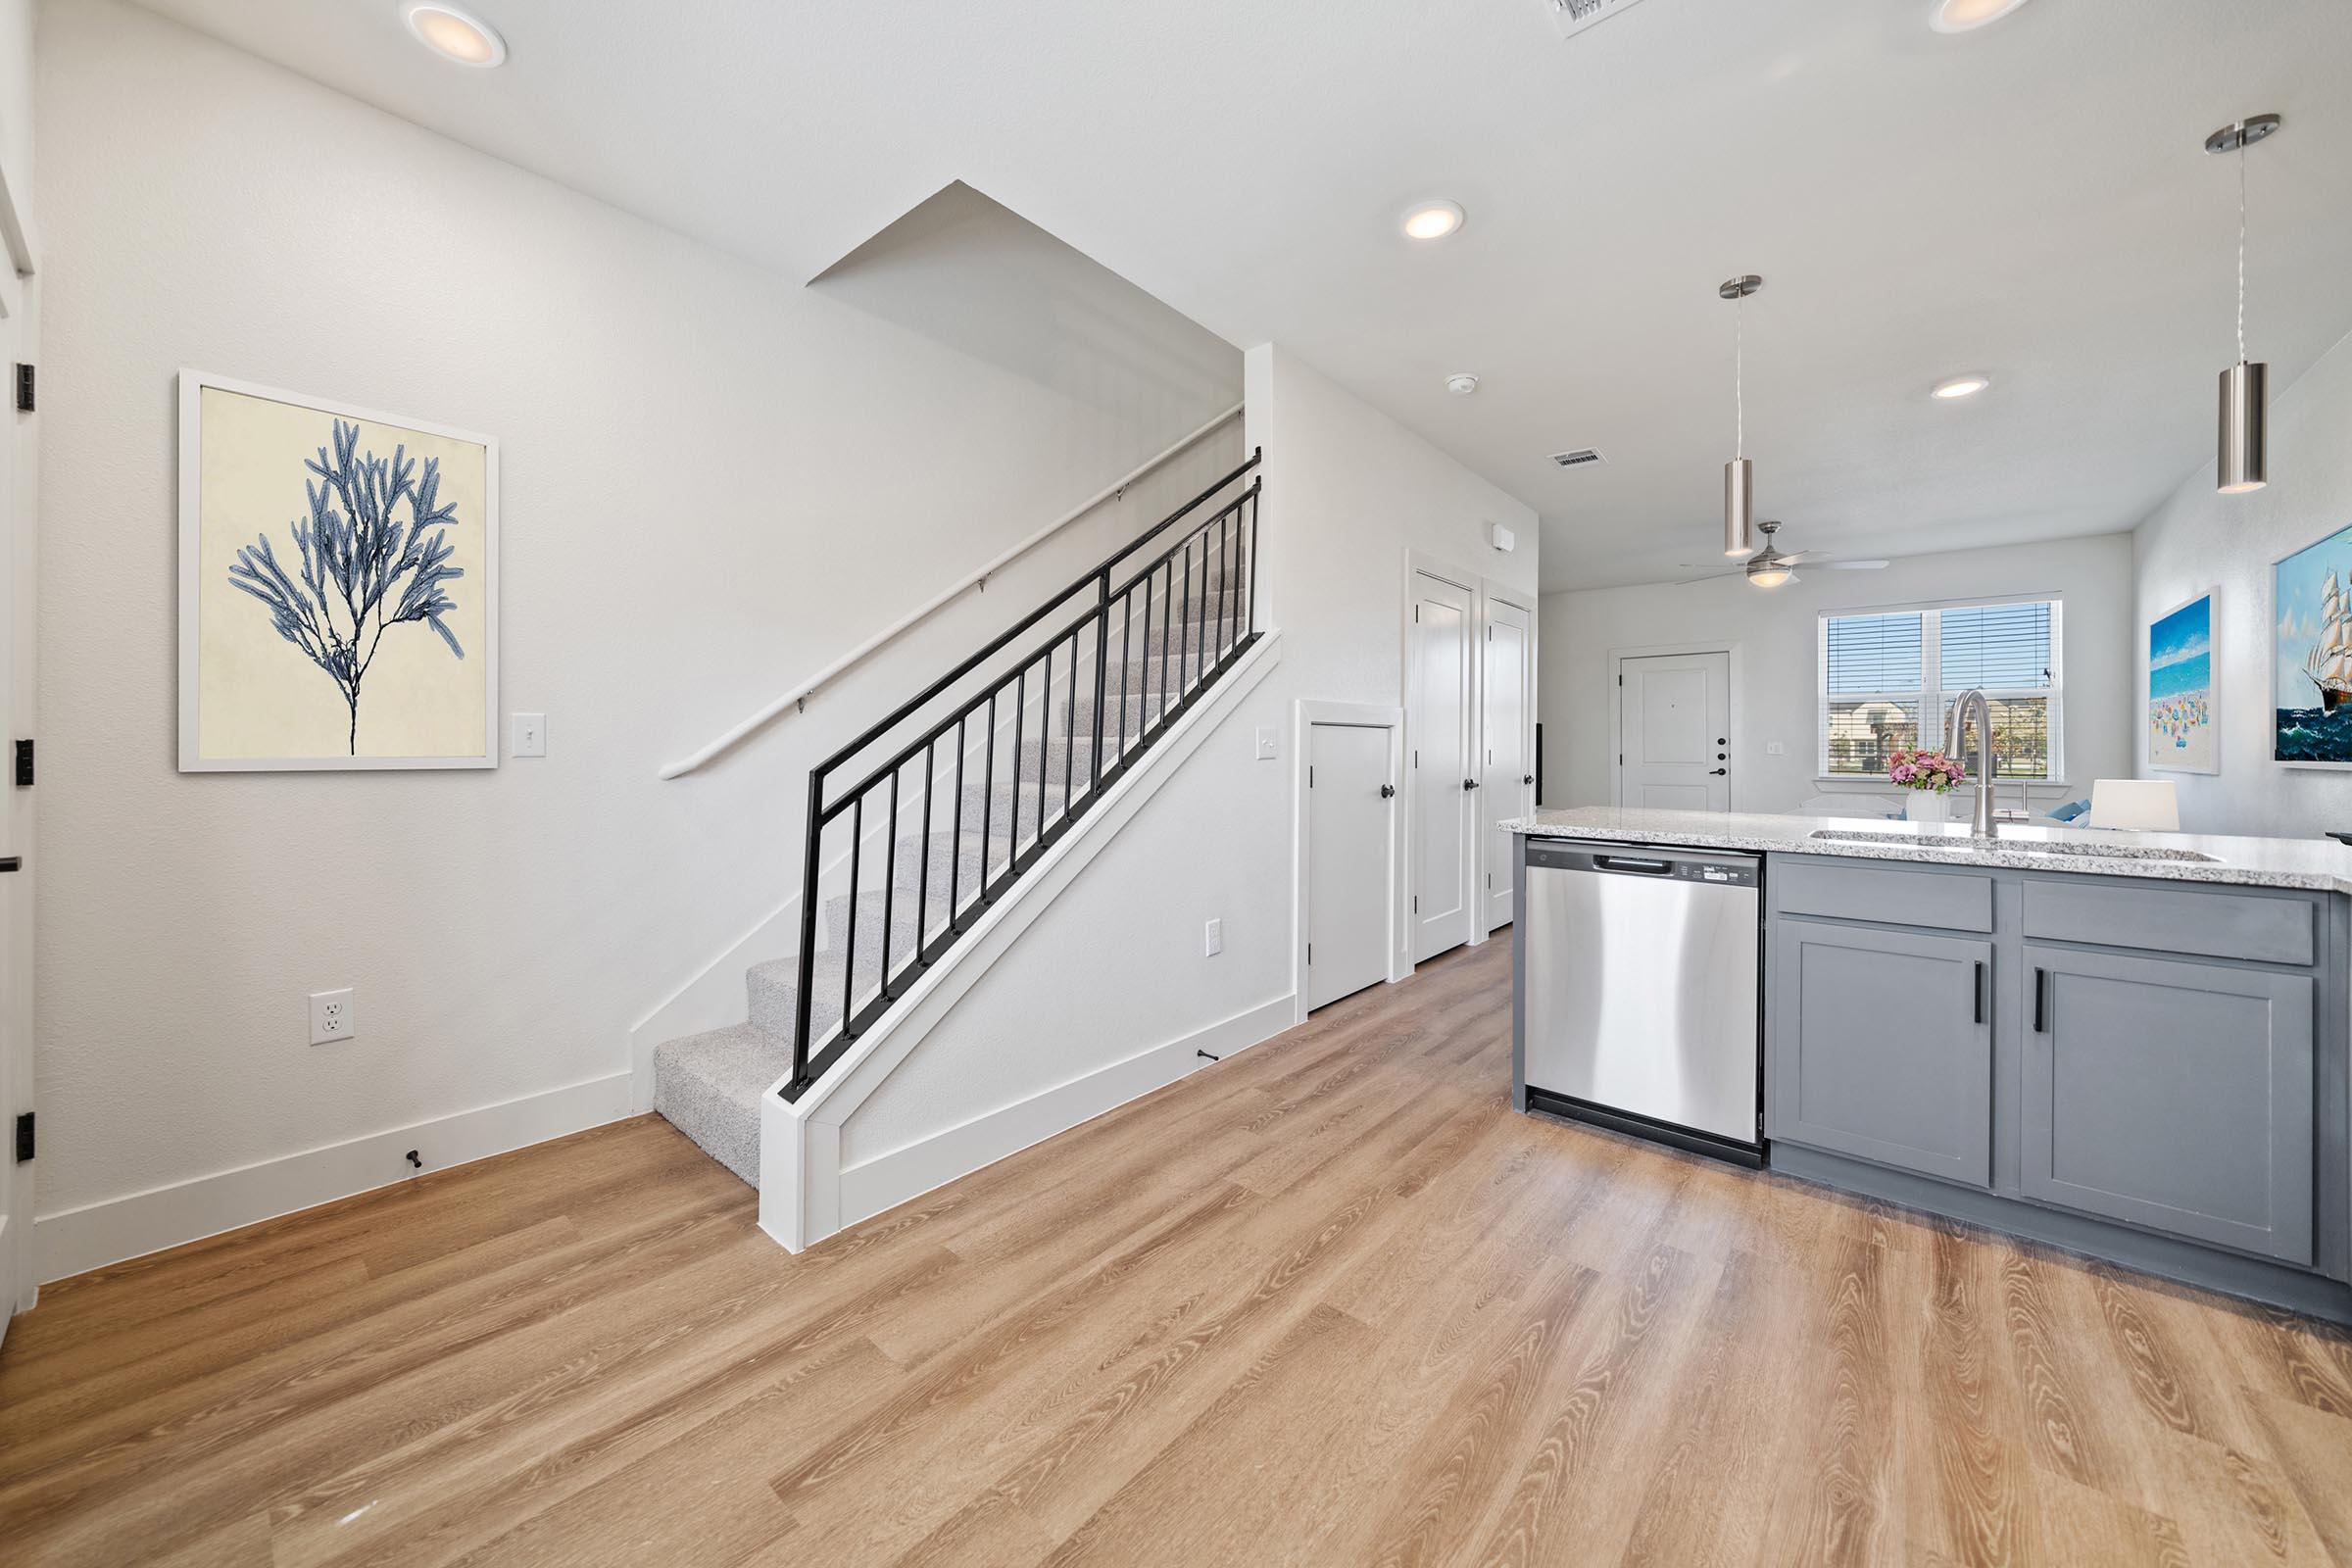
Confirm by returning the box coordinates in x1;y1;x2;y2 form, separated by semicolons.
2021;947;2314;1265
1770;919;1991;1187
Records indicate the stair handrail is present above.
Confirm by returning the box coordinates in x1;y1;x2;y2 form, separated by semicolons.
657;401;1244;780
785;450;1263;1097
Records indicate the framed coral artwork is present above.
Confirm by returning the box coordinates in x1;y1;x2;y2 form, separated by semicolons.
176;371;499;770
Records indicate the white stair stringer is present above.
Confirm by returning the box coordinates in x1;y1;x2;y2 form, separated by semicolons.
759;630;1282;1251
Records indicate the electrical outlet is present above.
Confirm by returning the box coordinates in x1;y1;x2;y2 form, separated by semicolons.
309;988;356;1045
1253;726;1277;760
511;712;547;758
1204;917;1223;956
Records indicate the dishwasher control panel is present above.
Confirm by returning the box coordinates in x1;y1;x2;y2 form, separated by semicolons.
1525;840;1760;889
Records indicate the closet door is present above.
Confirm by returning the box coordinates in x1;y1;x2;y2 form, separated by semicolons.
1408;570;1476;961
1481;596;1534;932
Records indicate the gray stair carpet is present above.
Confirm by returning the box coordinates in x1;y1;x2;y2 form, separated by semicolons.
653;559;1252;1188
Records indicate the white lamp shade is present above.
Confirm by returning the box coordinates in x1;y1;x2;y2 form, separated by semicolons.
2086;778;2180;833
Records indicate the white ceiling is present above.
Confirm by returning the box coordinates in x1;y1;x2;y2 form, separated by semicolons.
122;0;2352;590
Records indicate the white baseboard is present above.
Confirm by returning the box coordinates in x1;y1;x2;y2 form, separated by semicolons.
34;1072;632;1283
836;992;1295;1231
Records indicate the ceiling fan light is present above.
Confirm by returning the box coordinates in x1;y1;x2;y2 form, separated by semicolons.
1724;458;1754;557
2218;360;2268;494
1746;564;1792;589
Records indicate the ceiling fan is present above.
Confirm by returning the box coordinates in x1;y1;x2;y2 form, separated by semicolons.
1676;521;1888;588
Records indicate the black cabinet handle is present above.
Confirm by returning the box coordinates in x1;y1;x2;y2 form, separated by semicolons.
2033;967;2048;1032
1974;960;1985;1024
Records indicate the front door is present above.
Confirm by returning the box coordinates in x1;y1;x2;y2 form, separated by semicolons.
1618;651;1731;810
1407;569;1476;961
1481;596;1533;932
1306;722;1394;1010
0;253;27;1335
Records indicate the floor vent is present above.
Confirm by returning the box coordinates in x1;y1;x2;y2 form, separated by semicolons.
1544;0;1653;39
1549;448;1606;468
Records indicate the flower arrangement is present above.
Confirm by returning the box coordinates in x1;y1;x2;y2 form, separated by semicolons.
1887;748;1967;794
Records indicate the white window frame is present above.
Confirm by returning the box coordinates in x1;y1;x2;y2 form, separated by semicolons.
1817;595;2064;783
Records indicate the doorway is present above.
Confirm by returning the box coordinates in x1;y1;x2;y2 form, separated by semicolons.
1480;591;1534;932
1615;649;1733;810
1303;718;1398;1012
1405;565;1477;962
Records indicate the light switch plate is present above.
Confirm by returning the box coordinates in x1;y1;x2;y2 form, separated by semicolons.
1204;917;1223;956
1253;726;1277;760
1765;740;1786;757
511;712;547;758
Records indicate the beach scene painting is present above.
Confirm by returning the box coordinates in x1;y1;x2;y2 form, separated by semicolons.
2149;593;2216;773
2274;522;2352;766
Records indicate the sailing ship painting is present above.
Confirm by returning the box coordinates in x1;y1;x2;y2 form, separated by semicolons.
2148;593;2215;773
2274;523;2352;765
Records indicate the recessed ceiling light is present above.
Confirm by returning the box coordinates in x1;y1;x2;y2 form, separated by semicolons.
1929;0;2031;32
1445;373;1480;396
1932;373;1991;400
1401;202;1465;242
402;2;507;67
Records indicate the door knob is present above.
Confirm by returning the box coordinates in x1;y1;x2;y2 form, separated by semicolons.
1379;784;1396;798
1708;767;1728;776
1463;778;1480;791
1521;774;1534;785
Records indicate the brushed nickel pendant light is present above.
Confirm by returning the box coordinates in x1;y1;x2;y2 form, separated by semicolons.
2208;114;2281;495
1721;274;1762;557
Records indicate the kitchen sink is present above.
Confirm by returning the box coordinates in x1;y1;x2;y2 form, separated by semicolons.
1806;829;2221;864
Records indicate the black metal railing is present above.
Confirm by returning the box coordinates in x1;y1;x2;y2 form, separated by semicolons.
781;450;1263;1099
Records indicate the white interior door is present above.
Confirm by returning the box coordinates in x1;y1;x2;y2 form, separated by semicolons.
1618;652;1731;810
1306;723;1393;1011
1481;597;1533;932
0;270;25;1332
1408;570;1476;961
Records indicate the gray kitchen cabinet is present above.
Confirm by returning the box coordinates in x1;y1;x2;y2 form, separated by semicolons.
1770;917;1992;1187
2021;945;2315;1265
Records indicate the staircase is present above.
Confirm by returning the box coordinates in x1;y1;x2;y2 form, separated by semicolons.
654;455;1263;1187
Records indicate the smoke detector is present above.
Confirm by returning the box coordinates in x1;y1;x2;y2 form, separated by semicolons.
1548;448;1606;468
1542;0;1655;40
1445;373;1480;396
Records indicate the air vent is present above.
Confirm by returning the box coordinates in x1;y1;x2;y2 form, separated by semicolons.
1548;448;1606;469
1543;0;1653;39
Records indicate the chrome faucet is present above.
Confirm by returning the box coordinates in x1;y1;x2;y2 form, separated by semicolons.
1945;689;1999;836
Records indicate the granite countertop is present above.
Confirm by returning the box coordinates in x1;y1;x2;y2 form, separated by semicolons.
1502;806;2352;895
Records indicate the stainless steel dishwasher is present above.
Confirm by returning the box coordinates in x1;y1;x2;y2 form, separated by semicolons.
1514;840;1763;1165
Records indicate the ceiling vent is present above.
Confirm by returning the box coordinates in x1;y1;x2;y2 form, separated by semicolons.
1543;0;1654;40
1548;448;1606;469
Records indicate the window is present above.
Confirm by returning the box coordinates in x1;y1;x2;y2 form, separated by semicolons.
1820;598;2062;781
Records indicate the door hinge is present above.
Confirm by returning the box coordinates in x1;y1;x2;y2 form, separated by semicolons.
13;1111;30;1162
1308;764;1314;787
1414;605;1421;622
1307;943;1313;964
1412;895;1419;913
14;738;30;788
12;364;30;414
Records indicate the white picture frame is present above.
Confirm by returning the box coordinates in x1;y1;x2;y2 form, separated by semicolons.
177;370;500;771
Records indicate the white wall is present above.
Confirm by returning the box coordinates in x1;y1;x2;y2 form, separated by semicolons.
31;0;1240;1256
1540;534;2134;814
2133;327;2352;838
836;344;1537;1163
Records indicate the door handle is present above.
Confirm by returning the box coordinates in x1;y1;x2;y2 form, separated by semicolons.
1522;774;1534;785
1463;778;1480;791
1379;784;1396;799
1707;767;1728;776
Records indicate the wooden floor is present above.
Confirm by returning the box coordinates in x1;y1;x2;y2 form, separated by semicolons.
6;941;2352;1566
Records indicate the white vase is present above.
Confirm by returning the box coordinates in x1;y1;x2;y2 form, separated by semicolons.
1904;791;1948;824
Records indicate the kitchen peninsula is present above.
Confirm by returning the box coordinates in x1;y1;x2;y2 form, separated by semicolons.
1506;806;2352;1325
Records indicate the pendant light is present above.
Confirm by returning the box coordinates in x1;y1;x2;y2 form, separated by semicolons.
1721;274;1762;557
2206;114;2280;495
